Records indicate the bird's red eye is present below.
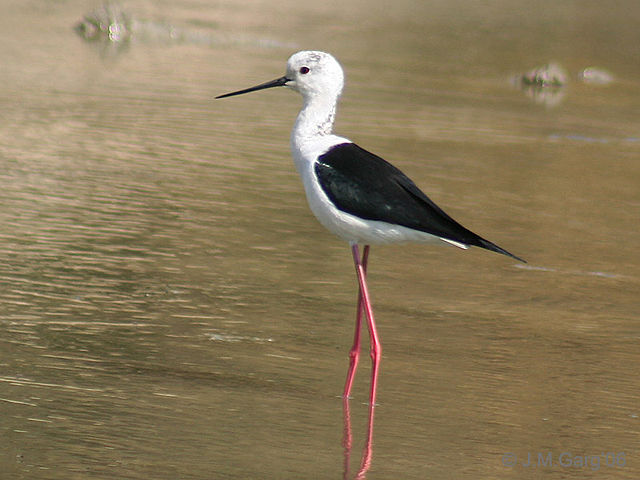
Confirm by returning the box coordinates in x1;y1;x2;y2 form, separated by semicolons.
299;66;310;74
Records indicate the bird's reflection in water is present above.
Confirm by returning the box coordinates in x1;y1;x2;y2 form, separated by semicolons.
342;398;375;480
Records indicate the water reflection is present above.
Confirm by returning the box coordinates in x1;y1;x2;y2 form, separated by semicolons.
342;398;375;480
517;84;567;107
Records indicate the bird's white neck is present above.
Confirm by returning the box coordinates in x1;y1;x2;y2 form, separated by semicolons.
291;95;338;152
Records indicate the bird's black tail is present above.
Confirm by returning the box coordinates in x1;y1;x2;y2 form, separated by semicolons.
475;237;526;263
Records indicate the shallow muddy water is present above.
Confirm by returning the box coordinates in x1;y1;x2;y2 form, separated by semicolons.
1;1;638;479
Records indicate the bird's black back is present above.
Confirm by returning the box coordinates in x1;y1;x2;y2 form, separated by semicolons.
315;142;524;262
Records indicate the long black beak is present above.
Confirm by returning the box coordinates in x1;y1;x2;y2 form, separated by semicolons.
215;75;290;99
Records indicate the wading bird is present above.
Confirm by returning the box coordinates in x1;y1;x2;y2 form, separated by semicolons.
217;51;524;406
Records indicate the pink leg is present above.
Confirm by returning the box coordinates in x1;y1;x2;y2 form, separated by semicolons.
343;245;370;398
350;244;381;406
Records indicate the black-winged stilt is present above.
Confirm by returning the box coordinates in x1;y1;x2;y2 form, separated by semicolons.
217;51;525;406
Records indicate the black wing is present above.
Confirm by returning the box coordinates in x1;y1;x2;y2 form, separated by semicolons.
315;142;524;261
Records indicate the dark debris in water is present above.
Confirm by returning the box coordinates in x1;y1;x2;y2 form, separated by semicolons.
73;1;297;54
74;2;132;43
518;62;568;88
512;63;615;107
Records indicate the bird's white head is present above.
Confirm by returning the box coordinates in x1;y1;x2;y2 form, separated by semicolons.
216;51;346;142
216;50;344;103
284;51;344;101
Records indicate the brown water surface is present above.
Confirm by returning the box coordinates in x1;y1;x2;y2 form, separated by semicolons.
1;1;638;479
